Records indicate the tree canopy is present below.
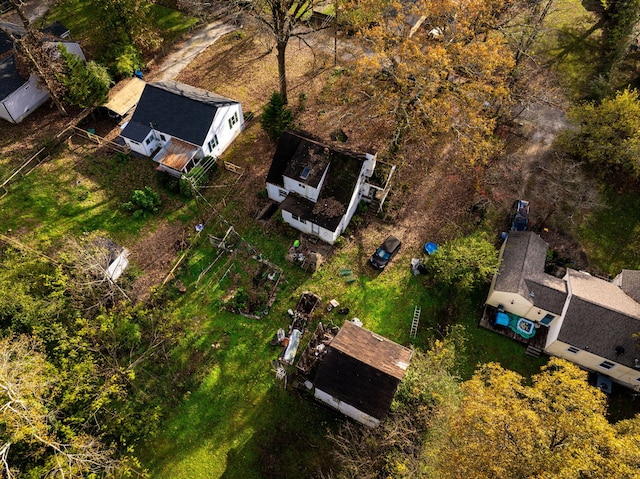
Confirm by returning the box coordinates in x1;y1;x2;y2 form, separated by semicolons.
434;359;640;478
424;232;500;291
336;0;515;164
560;88;640;180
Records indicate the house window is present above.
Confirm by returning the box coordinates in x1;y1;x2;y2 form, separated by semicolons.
208;134;219;152
291;214;305;224
160;134;166;141
567;346;580;354
599;361;615;370
540;314;555;325
228;111;239;129
145;137;152;145
279;189;287;198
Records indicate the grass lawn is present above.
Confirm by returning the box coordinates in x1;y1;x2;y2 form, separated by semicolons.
0;140;186;253
577;187;640;275
536;0;602;99
137;208;550;477
47;1;197;58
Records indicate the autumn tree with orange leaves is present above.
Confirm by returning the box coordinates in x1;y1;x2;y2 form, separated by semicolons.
335;0;515;165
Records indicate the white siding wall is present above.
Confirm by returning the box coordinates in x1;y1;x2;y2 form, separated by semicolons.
545;340;640;390
314;388;380;427
283;164;329;202
281;210;313;235
266;182;287;203
0;76;49;124
205;103;244;157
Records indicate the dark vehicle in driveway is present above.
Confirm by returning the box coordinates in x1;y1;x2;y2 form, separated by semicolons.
369;235;402;270
510;199;530;231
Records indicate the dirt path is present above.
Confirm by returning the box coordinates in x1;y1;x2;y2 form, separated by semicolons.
149;20;239;81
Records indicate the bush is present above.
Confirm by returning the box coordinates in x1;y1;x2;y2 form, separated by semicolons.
112;43;144;78
179;165;210;198
122;186;161;218
59;46;113;108
156;171;180;192
260;92;295;142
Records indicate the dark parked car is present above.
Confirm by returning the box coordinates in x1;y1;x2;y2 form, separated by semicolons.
510;199;530;231
369;235;402;270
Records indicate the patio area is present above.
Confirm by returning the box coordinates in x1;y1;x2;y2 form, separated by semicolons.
480;305;548;351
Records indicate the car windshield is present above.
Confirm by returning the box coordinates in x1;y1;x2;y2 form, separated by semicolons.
376;248;391;260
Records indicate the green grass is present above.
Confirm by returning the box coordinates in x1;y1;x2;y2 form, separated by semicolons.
47;1;197;56
0;146;184;248
535;0;603;99
578;187;640;275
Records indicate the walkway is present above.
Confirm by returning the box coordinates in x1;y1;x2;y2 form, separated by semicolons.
150;20;238;81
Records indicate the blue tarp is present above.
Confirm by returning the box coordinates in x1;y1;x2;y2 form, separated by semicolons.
424;242;438;255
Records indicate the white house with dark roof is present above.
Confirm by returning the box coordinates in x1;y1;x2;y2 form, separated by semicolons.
311;320;412;427
0;26;84;124
485;231;640;390
119;80;243;177
265;130;377;244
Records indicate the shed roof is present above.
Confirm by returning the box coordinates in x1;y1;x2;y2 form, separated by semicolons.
313;321;412;420
128;81;239;147
494;232;567;314
104;77;146;117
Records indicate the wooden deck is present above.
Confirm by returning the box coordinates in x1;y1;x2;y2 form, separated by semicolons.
154;138;198;172
479;305;548;351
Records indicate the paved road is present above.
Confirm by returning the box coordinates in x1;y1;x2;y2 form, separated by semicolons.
150;20;238;82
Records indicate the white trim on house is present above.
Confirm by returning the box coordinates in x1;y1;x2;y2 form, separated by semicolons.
314;388;380;427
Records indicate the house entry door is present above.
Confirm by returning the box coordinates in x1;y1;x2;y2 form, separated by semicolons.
312;223;320;235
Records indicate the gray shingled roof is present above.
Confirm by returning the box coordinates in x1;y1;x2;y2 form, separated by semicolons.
127;81;238;147
494;232;567;314
614;269;640;304
313;321;412;420
121;121;152;143
0;54;26;101
558;270;640;368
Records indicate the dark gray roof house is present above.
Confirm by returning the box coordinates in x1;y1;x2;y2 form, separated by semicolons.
265;130;378;244
312;320;412;426
119;80;244;177
491;231;568;316
486;231;640;390
0;23;83;124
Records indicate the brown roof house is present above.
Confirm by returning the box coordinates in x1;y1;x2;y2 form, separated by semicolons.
119;81;243;177
311;320;412;427
485;231;640;391
265;130;378;244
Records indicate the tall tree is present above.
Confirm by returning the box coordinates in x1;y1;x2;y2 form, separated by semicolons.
2;0;68;115
559;87;640;180
424;232;500;291
336;0;515;164
0;335;122;478
433;359;640;479
247;0;319;103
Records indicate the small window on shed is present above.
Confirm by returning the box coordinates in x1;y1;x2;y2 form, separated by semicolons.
567;346;580;354
160;134;166;141
145;137;152;145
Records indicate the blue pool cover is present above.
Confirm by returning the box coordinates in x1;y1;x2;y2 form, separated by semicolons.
495;312;510;327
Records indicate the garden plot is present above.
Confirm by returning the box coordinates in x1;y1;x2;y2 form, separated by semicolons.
189;222;283;319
